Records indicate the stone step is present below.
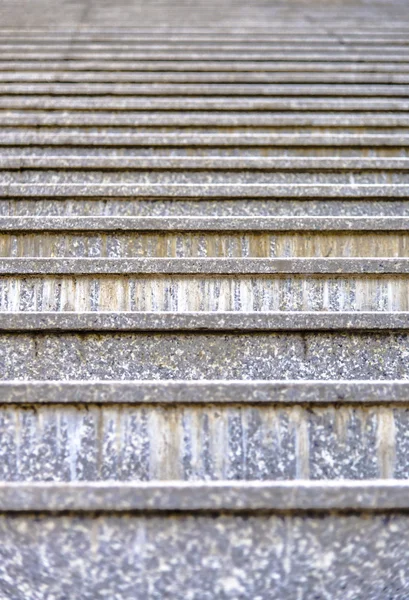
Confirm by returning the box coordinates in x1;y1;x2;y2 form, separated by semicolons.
0;481;406;598
2;257;409;274
2;215;409;259
0;380;405;480
2;97;409;111
3;172;409;184
1;51;409;61
3;60;409;72
1;157;408;170
2;71;409;83
2;83;409;96
4;199;409;217
2;274;409;312
2;215;408;229
0;331;407;379
4;112;409;128
1;183;409;198
0;311;408;331
2;133;408;149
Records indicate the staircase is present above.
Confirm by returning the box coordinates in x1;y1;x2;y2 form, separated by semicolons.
1;0;409;597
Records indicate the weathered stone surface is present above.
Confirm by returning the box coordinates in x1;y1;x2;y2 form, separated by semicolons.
0;403;402;480
0;332;408;380
0;509;407;599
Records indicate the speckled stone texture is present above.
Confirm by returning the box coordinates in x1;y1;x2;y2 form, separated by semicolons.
0;332;408;380
0;511;406;599
3;0;409;594
0;403;403;480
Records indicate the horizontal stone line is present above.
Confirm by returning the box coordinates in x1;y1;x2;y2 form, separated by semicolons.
1;98;408;111
0;311;408;332
5;115;409;127
0;157;407;172
0;481;409;512
1;84;408;97
1;133;409;147
4;114;409;127
2;62;409;72
1;53;409;61
1;73;409;84
1;379;409;405
1;42;408;50
1;215;408;231
1;258;409;274
0;183;407;198
0;34;408;41
3;45;409;53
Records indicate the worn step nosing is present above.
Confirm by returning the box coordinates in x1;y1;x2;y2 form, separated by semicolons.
2;83;409;96
2;134;408;147
0;183;408;198
0;481;408;512
1;379;408;404
1;99;409;111
1;158;408;171
4;62;409;72
1;257;409;274
2;215;409;231
0;311;409;332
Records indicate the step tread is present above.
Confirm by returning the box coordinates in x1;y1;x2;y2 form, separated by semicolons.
1;215;408;231
0;379;407;404
0;480;408;512
1;257;409;274
0;311;408;331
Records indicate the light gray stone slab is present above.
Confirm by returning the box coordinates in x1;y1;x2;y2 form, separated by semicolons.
0;331;408;380
0;510;407;599
1;182;409;197
1;214;408;231
4;111;409;127
1;257;409;274
0;311;408;332
0;379;408;405
0;157;408;172
2;83;409;96
0;480;409;511
1;132;408;147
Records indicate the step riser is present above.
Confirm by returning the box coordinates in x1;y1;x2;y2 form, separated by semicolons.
0;511;407;599
4;199;409;217
5;114;409;127
2;172;409;184
2;276;409;312
0;332;408;379
0;232;409;258
2;148;408;158
0;403;404;480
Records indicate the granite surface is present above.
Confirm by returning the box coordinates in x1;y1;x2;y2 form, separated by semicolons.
2;256;409;274
0;311;408;331
0;402;403;480
0;510;407;599
1;215;409;231
0;332;408;380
